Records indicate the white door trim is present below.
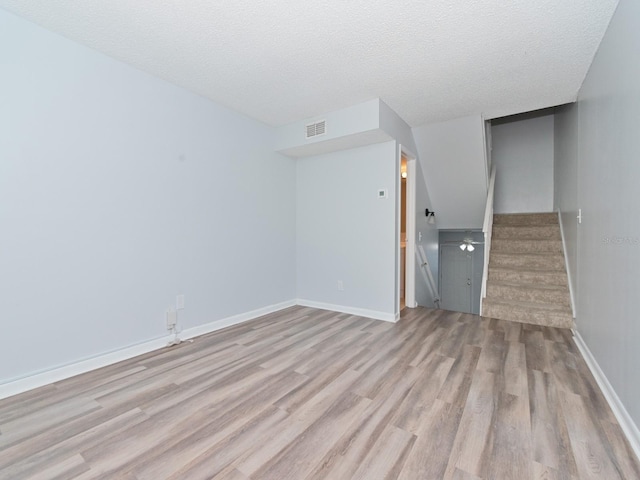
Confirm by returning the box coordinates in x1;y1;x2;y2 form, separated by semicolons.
398;145;417;311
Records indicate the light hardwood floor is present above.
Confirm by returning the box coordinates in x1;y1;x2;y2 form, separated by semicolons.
1;306;639;479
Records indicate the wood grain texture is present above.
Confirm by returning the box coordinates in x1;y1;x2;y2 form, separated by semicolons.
1;305;638;479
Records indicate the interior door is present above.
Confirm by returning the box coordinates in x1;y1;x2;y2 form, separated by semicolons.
440;245;472;313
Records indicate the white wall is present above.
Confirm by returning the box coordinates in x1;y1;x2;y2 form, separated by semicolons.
413;115;488;230
0;9;296;383
275;98;417;159
379;100;418;155
491;113;555;213
296;142;397;319
275;99;391;158
554;0;640;430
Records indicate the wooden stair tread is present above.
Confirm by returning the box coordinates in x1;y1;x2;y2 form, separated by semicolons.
489;266;567;274
493;212;558;225
489;265;565;272
483;297;572;313
486;280;569;292
491;252;564;258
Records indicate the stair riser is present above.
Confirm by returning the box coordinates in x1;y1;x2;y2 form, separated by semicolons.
493;213;558;225
482;303;573;329
493;225;561;240
491;239;563;254
489;269;568;286
486;284;570;307
490;254;565;270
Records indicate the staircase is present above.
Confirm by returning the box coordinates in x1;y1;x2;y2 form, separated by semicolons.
482;213;574;329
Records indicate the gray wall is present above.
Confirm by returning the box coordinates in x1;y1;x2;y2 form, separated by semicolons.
0;10;296;383
415;160;440;307
554;0;640;427
413;115;488;230
492;113;555;214
296;142;397;317
554;104;579;302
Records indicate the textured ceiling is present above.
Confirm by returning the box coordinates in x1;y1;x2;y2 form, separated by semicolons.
0;0;619;127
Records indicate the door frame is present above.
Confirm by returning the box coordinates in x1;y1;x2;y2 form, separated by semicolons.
397;145;417;314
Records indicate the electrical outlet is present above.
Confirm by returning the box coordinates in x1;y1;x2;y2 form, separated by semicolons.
176;294;185;310
337;280;344;291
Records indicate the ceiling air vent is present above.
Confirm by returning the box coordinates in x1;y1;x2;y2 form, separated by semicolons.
305;120;326;139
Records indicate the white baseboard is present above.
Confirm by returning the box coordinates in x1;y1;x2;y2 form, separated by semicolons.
0;299;392;400
296;299;396;323
0;336;174;401
181;300;296;340
0;299;296;400
573;331;640;462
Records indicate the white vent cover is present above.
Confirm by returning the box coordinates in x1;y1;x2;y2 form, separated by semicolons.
305;120;326;139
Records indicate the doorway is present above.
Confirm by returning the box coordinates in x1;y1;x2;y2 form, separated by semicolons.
439;230;484;314
397;146;417;315
400;155;407;309
440;245;473;313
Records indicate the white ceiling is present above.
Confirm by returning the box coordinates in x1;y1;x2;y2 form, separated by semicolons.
0;0;618;127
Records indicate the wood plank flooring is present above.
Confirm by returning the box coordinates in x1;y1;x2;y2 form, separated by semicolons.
1;306;639;479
